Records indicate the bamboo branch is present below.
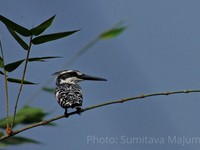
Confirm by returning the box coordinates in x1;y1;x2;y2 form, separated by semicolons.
0;41;10;129
11;36;33;129
1;89;200;141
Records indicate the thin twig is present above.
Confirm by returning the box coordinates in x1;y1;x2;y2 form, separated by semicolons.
1;89;200;141
11;36;33;129
0;41;10;129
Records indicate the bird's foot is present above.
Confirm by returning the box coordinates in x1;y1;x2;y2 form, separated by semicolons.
64;109;69;118
75;106;82;115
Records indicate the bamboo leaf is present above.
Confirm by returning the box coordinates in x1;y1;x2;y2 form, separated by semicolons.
0;15;31;37
16;106;47;124
30;15;56;36
0;115;24;129
0;106;52;129
28;56;61;62
31;29;80;45
42;87;55;93
99;26;127;39
0;117;7;128
0;136;41;146
4;56;60;72
63;22;127;67
0;142;6;147
7;78;36;85
7;28;29;50
5;60;25;72
0;132;3;137
0;70;4;75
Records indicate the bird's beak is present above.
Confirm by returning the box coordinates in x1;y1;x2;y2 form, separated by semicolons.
81;74;107;81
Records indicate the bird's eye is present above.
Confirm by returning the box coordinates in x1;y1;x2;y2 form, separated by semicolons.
61;74;69;79
72;72;78;76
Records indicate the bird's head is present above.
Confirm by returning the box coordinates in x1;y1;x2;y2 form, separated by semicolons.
53;70;107;85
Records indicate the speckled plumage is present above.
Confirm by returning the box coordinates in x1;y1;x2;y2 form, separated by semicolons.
55;83;83;109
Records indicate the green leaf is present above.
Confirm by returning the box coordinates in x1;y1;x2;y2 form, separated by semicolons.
0;131;3;137
16;106;47;124
0;142;7;147
30;15;56;36
42;87;55;93
0;116;8;129
0;136;41;146
5;60;24;72
7;28;29;50
31;29;80;45
0;132;6;147
0;70;4;75
7;78;36;85
0;115;24;129
0;56;3;68
99;26;127;39
0;106;51;129
28;56;61;62
4;56;60;72
0;15;31;37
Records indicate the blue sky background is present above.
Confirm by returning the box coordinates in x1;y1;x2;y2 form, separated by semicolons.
1;0;200;149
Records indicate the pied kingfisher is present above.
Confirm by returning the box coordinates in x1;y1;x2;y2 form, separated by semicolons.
53;70;107;116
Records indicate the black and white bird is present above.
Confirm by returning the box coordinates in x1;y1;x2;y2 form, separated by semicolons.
53;70;107;116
